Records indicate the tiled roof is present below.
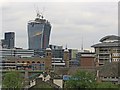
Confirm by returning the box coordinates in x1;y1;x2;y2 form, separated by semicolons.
97;62;119;77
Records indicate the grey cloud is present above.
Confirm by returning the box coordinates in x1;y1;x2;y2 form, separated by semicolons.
2;2;118;49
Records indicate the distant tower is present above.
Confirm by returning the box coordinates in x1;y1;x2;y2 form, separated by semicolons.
45;48;52;72
4;32;15;49
27;12;51;50
63;48;69;68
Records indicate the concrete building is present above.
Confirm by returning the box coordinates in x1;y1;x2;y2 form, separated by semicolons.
0;48;34;58
91;35;120;66
28;13;51;50
52;58;65;67
2;59;16;70
69;49;78;60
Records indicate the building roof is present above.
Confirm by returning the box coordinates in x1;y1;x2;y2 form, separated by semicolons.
29;79;60;89
64;48;69;52
46;48;51;51
100;35;120;42
92;35;120;48
91;42;119;48
97;62;119;77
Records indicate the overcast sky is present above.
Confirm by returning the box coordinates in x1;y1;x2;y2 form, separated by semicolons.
1;1;118;50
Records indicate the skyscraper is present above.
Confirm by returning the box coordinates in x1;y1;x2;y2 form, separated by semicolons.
28;13;51;50
4;32;15;49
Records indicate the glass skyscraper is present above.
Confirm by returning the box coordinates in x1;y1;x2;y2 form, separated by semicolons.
4;32;15;49
28;14;51;50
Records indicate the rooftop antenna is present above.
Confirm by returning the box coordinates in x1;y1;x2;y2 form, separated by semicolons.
34;5;43;19
65;44;68;50
41;7;45;19
81;36;83;51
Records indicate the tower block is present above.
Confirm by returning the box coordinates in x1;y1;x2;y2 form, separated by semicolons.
63;48;69;68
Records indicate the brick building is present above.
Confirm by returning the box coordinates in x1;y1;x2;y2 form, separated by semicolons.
2;48;70;71
78;52;95;68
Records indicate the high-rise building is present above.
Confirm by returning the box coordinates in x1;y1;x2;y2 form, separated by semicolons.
4;32;15;49
28;13;51;50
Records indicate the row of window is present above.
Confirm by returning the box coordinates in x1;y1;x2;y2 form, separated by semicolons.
17;61;44;64
2;64;16;66
112;58;120;62
101;77;119;79
112;53;120;56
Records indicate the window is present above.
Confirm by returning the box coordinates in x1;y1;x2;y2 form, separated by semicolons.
27;61;30;63
104;77;107;78
46;53;48;56
32;61;35;63
37;61;40;63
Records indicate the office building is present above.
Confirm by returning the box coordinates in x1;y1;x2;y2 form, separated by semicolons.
91;35;120;66
52;58;65;67
28;13;51;50
2;32;15;49
69;49;78;60
1;48;34;58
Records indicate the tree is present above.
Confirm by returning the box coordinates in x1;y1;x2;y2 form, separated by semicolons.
97;82;118;88
2;71;23;89
64;70;96;89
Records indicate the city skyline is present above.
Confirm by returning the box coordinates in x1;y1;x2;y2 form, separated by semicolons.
1;2;118;50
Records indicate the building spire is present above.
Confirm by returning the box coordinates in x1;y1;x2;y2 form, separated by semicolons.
81;36;83;50
64;44;69;52
65;44;68;50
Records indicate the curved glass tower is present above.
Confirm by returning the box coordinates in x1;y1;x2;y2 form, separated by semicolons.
28;14;51;50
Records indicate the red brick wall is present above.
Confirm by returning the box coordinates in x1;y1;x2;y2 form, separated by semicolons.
80;57;95;68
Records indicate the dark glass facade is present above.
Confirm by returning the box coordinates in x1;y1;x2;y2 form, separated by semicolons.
4;32;15;49
28;16;51;50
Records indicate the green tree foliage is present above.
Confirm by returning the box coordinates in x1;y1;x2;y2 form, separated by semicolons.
96;82;118;88
65;70;96;89
2;71;23;89
64;70;119;89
